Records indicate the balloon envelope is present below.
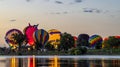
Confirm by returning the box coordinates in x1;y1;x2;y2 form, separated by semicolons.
33;29;49;48
104;36;120;41
24;23;38;46
77;34;89;46
73;36;78;47
115;35;120;39
5;29;22;49
89;35;102;48
78;34;89;41
48;29;61;48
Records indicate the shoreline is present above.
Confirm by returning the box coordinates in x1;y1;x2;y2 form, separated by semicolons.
1;49;120;55
0;55;120;60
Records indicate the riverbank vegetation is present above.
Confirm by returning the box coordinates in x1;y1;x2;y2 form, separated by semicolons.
1;48;120;55
1;32;120;55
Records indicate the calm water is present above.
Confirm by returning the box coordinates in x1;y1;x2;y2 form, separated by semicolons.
0;55;120;67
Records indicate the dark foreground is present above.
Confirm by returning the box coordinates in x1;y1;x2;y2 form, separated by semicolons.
1;49;120;55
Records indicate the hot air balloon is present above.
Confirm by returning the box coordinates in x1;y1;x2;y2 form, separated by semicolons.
24;23;38;46
89;35;103;49
115;35;120;39
102;37;109;48
48;29;61;49
73;36;78;48
5;29;22;49
77;34;89;47
33;29;49;49
104;36;120;41
103;36;120;48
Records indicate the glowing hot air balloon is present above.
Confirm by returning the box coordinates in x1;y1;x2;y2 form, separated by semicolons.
33;29;49;49
89;35;103;49
5;29;22;49
48;29;61;49
73;36;78;48
24;23;38;46
103;36;120;48
115;35;120;39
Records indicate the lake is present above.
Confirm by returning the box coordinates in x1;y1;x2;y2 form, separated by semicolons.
0;55;120;67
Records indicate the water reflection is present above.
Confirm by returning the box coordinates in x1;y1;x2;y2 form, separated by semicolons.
0;56;120;67
9;57;18;67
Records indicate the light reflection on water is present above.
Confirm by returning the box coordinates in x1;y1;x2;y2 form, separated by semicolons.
0;55;120;67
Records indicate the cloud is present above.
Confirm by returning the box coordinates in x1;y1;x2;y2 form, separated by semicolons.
50;12;60;14
50;11;68;15
83;8;102;13
83;8;93;13
44;0;49;2
56;12;60;14
48;0;83;5
110;15;115;18
10;19;16;22
68;0;83;5
26;0;31;2
55;1;63;4
75;0;82;3
25;0;83;5
63;11;68;14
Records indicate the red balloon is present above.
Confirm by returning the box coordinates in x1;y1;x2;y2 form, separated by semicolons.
24;23;38;46
73;36;78;47
115;36;120;39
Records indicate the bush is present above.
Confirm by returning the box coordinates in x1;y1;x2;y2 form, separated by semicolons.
68;48;76;55
68;48;82;55
45;42;54;51
80;47;87;54
74;49;81;55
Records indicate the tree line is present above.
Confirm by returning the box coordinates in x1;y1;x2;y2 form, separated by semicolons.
1;31;120;55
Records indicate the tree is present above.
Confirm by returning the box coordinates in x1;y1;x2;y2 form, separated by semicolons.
12;33;26;55
45;42;54;51
59;32;75;51
103;36;120;48
68;46;87;55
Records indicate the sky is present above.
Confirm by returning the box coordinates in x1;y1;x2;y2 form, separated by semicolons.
0;0;120;47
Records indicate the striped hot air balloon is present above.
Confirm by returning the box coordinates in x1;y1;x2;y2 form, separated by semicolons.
33;29;49;49
89;35;103;49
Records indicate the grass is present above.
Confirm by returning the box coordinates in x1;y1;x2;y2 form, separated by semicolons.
86;48;120;55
